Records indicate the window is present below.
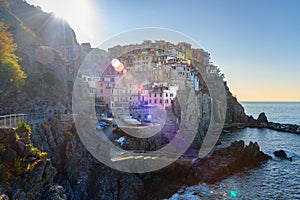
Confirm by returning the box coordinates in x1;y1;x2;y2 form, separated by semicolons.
154;93;157;97
149;93;151;97
166;93;168;97
100;83;103;87
149;100;151;103
100;89;103;94
165;99;169;104
160;99;162;104
160;93;162;97
154;99;157;104
170;93;173;98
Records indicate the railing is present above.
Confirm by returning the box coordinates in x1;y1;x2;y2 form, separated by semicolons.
0;113;52;128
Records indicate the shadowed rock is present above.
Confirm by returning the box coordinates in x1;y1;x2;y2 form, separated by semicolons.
273;150;292;161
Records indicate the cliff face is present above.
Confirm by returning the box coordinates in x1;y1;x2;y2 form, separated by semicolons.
172;77;249;148
25;116;270;200
29;115;146;199
0;0;79;114
0;126;58;200
4;0;79;50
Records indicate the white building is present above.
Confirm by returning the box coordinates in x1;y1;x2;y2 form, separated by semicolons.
79;74;100;97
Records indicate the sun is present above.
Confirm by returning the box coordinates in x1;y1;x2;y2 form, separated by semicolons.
29;0;92;21
28;0;102;43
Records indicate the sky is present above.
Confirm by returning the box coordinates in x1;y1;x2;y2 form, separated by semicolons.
26;0;300;102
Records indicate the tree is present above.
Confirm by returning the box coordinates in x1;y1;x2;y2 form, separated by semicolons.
0;21;27;88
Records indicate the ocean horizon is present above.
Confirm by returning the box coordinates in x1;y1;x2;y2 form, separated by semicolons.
240;101;300;125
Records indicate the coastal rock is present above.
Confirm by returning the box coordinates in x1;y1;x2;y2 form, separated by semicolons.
0;127;60;200
224;82;248;124
273;150;292;161
190;140;271;183
267;122;300;134
247;115;257;126
257;112;268;127
28;116;272;200
42;185;67;200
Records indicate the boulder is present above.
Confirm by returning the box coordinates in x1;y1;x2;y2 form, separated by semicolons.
257;112;268;127
273;150;292;161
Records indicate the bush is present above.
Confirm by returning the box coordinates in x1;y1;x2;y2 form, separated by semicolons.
0;21;27;88
16;121;31;139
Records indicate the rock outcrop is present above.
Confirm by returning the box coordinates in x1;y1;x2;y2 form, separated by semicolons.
28;117;271;200
189;140;271;183
249;112;300;134
273;150;292;161
267;122;300;134
0;126;58;200
257;112;268;127
0;0;77;115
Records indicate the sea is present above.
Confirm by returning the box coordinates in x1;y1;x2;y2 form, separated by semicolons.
169;102;300;199
241;102;300;125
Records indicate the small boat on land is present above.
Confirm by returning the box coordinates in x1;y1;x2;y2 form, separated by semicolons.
122;116;141;125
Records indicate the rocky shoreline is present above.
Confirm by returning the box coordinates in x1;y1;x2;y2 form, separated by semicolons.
267;122;300;134
0;116;273;200
223;112;300;135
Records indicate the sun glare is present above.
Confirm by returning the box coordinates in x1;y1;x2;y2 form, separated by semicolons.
29;0;102;44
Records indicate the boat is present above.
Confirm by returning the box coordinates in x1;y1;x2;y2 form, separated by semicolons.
122;116;141;125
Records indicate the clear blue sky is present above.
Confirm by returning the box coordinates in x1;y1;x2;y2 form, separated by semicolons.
27;0;300;101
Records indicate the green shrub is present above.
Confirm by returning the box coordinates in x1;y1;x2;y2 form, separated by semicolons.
16;121;31;139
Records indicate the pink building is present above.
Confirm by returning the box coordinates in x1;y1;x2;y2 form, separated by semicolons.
146;84;177;109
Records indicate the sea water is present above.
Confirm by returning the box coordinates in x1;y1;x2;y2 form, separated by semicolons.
169;102;300;199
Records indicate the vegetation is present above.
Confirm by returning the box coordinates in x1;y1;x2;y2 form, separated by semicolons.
26;143;47;159
0;21;27;88
0;157;26;181
0;127;48;184
16;121;31;139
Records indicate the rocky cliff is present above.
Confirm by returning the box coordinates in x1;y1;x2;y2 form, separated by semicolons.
0;0;78;115
18;115;270;200
0;124;59;200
